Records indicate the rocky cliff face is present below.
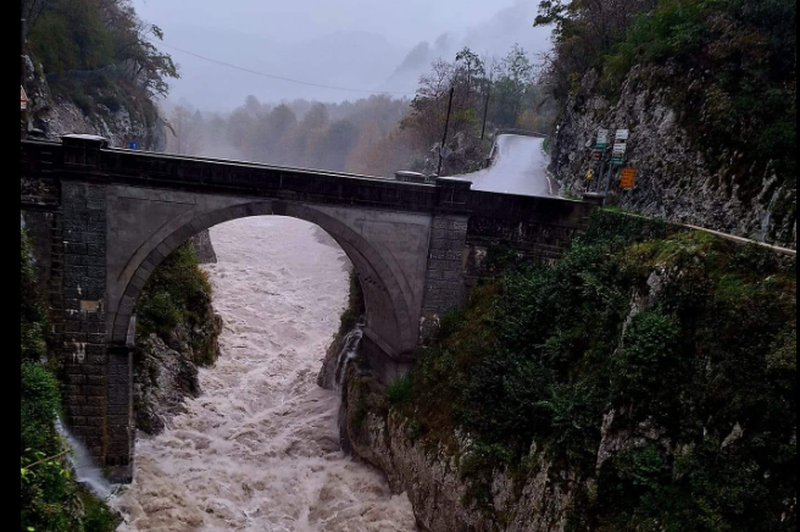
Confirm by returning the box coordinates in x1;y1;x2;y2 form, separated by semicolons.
341;374;580;532
133;313;223;435
549;66;796;249
23;55;166;150
340;221;796;531
189;229;218;264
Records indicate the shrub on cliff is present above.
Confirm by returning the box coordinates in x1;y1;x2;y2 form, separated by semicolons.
395;210;796;530
135;242;219;366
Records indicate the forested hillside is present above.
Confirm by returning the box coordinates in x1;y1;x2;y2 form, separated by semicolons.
165;44;557;177
21;0;177;148
538;0;796;247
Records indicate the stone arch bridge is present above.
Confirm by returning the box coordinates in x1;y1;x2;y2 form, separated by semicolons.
21;135;595;482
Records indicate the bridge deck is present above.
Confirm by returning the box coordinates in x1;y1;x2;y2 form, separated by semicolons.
21;138;587;227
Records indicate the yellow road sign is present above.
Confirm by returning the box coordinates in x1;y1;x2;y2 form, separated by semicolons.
620;168;637;189
586;169;594;180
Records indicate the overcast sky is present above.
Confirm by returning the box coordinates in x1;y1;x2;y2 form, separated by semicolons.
133;0;554;111
135;0;527;47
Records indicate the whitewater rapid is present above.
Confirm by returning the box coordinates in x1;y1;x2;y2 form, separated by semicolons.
112;216;416;532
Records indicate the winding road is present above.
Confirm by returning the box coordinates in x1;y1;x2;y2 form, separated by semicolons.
454;134;558;197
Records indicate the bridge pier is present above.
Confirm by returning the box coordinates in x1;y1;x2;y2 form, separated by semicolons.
105;345;134;482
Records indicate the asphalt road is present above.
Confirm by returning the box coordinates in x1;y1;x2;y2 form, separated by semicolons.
454;134;558;197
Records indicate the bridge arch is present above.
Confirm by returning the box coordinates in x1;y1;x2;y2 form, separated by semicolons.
111;200;415;358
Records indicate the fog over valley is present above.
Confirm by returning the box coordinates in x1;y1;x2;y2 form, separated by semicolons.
134;0;553;110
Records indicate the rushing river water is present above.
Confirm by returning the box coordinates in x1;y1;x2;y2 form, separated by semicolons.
112;216;417;532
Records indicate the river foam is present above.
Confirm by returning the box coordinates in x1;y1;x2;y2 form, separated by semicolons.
112;216;416;532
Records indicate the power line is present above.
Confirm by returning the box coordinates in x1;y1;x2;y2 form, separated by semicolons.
148;38;417;97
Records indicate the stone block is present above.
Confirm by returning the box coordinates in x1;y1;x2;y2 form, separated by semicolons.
81;321;105;334
106;403;129;415
84;365;106;376
87;220;105;233
86;243;105;256
66;374;86;384
84;231;104;244
81;406;103;416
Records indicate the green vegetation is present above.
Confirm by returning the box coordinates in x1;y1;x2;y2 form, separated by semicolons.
389;211;796;530
136;243;218;366
400;44;557;176
603;0;796;178
24;0;177;121
338;269;366;338
537;0;796;209
20;230;119;532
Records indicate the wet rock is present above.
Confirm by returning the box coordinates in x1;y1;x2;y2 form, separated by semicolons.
550;65;796;248
22;55;166;151
133;332;200;435
341;373;578;532
190;229;218;264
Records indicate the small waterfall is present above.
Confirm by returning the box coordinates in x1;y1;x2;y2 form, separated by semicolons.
55;418;113;500
334;324;364;392
759;187;781;242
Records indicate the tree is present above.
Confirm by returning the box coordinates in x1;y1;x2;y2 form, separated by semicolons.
318;120;359;171
491;44;536;128
535;0;658;100
167;105;202;155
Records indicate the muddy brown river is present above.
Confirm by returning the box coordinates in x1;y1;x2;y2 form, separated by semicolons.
112;216;416;532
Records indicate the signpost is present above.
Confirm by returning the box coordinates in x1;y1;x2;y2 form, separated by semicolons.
620;168;637;189
593;128;611;193
596;129;609;149
603;128;630;204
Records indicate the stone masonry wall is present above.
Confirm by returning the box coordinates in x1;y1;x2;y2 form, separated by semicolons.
58;181;131;480
419;214;469;341
464;215;588;291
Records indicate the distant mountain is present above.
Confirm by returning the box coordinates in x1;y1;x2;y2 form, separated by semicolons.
159;1;554;110
379;2;553;95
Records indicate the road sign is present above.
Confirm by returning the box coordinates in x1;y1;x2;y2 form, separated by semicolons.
620;168;637;188
610;157;625;166
613;142;627;153
592;149;603;161
440;145;453;160
597;129;609;146
21;86;28;110
615;129;629;140
586;169;595;180
128;142;138;150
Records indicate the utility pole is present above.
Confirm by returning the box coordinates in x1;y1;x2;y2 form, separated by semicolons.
437;87;455;177
602;163;615;206
21;18;28;139
21;19;27;86
480;84;491;141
